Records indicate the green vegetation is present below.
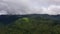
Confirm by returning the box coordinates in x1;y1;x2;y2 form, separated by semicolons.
0;16;60;34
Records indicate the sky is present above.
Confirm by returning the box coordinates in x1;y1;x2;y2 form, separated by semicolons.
0;0;60;15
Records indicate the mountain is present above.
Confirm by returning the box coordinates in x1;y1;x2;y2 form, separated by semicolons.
0;14;60;24
0;14;60;34
0;15;20;24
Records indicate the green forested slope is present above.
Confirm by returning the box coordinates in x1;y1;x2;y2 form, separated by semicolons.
0;15;60;34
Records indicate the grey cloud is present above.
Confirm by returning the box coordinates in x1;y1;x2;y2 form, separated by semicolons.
0;0;60;15
0;0;29;15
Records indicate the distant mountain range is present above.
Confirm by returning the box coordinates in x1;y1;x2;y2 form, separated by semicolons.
0;14;60;24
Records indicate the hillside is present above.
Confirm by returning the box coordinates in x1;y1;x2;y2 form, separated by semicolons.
0;14;60;24
0;14;60;34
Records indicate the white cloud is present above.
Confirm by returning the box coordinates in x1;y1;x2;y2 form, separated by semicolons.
47;5;60;15
0;10;7;15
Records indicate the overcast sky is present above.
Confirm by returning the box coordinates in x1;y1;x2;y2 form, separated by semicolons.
0;0;60;15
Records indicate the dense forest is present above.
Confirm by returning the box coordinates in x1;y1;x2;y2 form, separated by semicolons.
0;14;60;34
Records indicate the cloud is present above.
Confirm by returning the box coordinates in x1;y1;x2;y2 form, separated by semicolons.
0;0;60;15
47;5;60;15
0;10;8;15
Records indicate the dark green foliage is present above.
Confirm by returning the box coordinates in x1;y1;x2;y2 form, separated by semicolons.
0;15;20;24
0;15;60;34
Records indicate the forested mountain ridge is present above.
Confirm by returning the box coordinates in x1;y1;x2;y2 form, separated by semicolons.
0;14;60;34
0;14;60;24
